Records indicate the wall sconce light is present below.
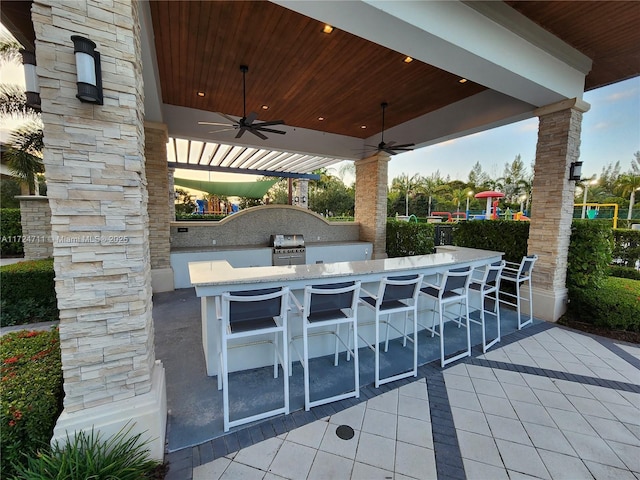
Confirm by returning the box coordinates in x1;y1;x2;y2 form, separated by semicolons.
20;49;41;110
71;35;103;105
569;161;583;181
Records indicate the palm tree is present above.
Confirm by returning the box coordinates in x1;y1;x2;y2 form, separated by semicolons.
616;174;640;220
0;37;44;195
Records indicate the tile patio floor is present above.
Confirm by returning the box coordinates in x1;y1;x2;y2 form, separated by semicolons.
164;322;640;480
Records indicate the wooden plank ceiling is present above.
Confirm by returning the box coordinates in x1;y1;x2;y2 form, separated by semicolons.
149;1;640;140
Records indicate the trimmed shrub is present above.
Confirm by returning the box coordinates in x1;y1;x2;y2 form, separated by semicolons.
567;220;613;291
0;259;59;327
452;220;529;263
386;220;435;257
568;277;640;331
13;423;160;480
175;213;226;221
0;209;24;256
612;228;640;268
0;328;63;477
608;265;640;281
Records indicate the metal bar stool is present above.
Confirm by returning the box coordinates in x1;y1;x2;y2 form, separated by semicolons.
289;281;361;411
358;274;423;388
469;260;506;352
217;286;290;432
419;266;473;368
498;254;538;329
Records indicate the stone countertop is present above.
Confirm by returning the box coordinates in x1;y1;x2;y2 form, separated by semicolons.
171;241;371;253
188;246;502;290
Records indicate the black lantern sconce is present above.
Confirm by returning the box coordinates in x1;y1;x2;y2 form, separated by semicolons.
20;49;41;110
71;35;103;105
569;161;583;181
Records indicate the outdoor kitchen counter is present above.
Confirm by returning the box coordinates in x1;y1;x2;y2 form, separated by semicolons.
189;246;503;376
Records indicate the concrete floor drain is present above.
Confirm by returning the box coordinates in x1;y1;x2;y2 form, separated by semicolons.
336;425;355;440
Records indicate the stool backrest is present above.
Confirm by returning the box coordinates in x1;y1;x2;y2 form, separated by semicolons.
380;274;423;304
519;255;538;278
443;266;473;293
484;260;506;287
307;281;361;317
225;287;288;328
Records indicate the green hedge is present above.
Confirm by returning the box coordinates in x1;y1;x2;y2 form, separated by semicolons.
0;328;63;477
612;228;640;268
568;277;640;331
386;220;435;257
452;220;529;263
567;220;613;291
0;259;59;327
0;209;24;257
608;265;640;281
175;213;226;221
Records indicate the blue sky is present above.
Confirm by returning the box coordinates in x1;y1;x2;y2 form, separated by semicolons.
385;76;640;183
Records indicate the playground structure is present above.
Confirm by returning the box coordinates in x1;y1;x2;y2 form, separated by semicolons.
574;203;619;229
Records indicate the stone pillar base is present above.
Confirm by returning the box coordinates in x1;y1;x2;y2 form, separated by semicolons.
52;362;167;461
526;285;568;322
151;268;175;293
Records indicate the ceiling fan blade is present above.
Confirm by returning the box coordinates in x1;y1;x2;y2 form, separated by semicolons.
235;127;247;139
255;127;286;135
207;127;237;134
218;113;239;125
391;143;415;149
385;141;397;147
245;111;259;126
256;119;286;127
248;129;268;140
198;121;233;127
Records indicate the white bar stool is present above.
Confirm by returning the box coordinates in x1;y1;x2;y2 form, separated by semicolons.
217;287;290;432
469;260;506;352
289;281;361;411
419;266;473;367
358;274;423;388
498;254;538;329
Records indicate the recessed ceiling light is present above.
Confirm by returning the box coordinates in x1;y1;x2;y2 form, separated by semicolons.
318;116;325;121
360;125;367;129
197;91;205;97
458;78;468;84
322;24;334;34
261;104;269;110
404;56;413;63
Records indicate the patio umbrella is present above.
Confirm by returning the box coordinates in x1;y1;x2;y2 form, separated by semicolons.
475;190;505;219
174;177;279;199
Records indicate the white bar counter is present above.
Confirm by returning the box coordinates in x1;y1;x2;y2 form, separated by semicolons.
189;246;502;376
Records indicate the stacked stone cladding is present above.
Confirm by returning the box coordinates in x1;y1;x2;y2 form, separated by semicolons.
355;154;389;259
144;123;171;270
32;0;154;412
18;196;53;259
528;107;584;292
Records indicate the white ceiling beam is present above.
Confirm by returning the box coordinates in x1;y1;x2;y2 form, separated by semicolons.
274;0;591;107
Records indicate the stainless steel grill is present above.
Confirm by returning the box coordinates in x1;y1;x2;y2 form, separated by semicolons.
270;234;306;266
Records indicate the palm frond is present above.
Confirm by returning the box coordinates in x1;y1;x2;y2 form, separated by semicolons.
0;37;22;64
0;84;39;117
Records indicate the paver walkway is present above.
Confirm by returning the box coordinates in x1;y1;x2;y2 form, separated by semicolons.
166;323;640;480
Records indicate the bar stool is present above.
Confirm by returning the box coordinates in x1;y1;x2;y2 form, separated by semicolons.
469;260;506;352
498;254;538;329
217;287;290;432
289;281;361;411
419;266;473;368
358;274;423;388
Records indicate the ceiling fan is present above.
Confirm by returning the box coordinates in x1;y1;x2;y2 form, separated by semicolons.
198;65;286;140
366;102;415;155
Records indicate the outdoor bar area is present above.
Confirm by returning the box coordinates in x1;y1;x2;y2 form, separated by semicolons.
180;245;508;440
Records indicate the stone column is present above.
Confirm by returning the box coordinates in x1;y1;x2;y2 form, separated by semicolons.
145;122;174;292
32;0;165;460
528;98;590;322
17;195;53;259
293;179;309;209
355;153;389;259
